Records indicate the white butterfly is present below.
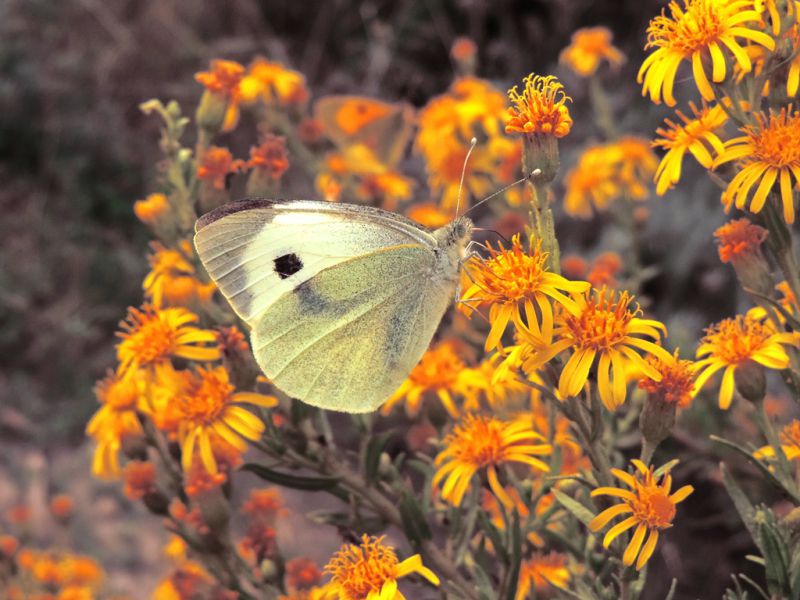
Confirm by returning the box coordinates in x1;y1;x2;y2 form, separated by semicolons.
194;199;472;413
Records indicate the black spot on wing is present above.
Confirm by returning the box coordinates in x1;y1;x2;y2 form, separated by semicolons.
274;253;303;279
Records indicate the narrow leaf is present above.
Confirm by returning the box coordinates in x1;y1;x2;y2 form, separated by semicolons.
552;488;596;528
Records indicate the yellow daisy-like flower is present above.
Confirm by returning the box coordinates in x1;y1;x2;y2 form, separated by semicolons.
461;234;590;351
755;419;800;461
638;0;776;106
381;340;470;418
787;22;800;96
505;74;573;138
653;102;728;195
174;365;277;474
85;371;144;479
116;305;221;378
589;460;693;570
559;27;625;77
144;241;216;308
715;107;800;224
542;288;672;410
239;57;309;106
515;552;571;599
324;535;439;600
694;314;797;409
433;414;551;509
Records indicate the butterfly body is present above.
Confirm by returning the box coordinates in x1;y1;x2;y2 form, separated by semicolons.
194;199;471;412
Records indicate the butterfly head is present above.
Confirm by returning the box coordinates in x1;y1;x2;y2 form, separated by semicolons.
433;215;473;260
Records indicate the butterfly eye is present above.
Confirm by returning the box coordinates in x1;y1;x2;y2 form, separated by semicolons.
274;253;303;279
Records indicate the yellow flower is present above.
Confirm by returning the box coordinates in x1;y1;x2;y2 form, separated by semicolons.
422;134;496;211
144;241;215;308
195;59;245;132
694;314;797;408
324;535;439;600
653;102;728;195
381;340;470;418
714;108;800;224
240;57;309;105
748;281;800;323
559;27;625;77
589;460;693;570
460;234;590;351
638;0;775;106
505;74;573;138
133;193;170;226
433;414;551;509
542;288;672;410
755;419;800;461
564;139;657;218
174;365;277;474
787;22;800;96
637;350;697;408
459;355;532;412
516;552;571;599
86;371;144;479
115;305;220;378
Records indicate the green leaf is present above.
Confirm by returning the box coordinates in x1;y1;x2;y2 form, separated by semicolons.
364;431;393;483
720;463;760;549
241;463;342;492
712;436;799;502
398;493;432;546
504;509;523;600
477;510;509;564
552;488;596;528
653;459;680;479
759;512;791;596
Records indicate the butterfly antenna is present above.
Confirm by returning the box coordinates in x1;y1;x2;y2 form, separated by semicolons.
455;137;478;218
463;168;542;216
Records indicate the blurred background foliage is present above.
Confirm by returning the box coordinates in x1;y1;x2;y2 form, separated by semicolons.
0;1;757;597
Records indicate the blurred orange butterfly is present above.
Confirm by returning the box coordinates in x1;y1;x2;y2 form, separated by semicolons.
314;96;415;172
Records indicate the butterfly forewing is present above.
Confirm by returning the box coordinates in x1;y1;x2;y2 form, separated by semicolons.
194;199;435;325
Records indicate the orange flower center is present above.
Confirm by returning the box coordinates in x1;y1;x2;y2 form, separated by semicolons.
746;110;800;168
119;311;178;367
639;354;695;407
409;343;465;389
178;368;233;425
714;218;768;263
703;316;772;364
563;290;635;351
630;484;676;529
506;74;573;137
467;235;548;303
326;537;399;600
448;416;510;468
647;0;734;55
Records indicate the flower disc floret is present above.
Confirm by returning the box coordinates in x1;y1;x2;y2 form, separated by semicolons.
589;460;693;570
638;0;775;106
505;74;573;137
324;535;439;600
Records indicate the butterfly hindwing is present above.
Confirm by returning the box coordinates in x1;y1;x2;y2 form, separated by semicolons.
194;199;434;325
250;244;454;412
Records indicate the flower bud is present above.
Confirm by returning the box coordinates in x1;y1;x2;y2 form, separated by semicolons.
714;219;772;296
734;359;766;403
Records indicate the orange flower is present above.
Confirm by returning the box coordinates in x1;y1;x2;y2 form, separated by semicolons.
560;27;625;77
122;461;157;501
197;146;246;191
144;241;215;308
285;557;322;592
461;234;589;350
240;58;309;105
195;59;244;99
49;495;73;521
638;350;697;408
516;552;571;599
134;193;169;225
247;135;290;180
714;218;768;264
382;340;471;418
505;74;572;138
